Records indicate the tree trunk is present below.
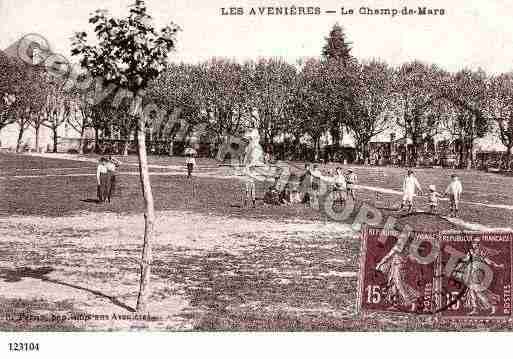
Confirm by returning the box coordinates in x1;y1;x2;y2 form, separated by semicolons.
467;140;474;170
506;145;513;171
79;126;85;155
16;125;25;153
314;137;320;162
53;126;58;153
135;118;156;313
330;125;340;159
294;136;301;160
35;124;40;153
123;138;130;156
94;127;100;153
362;141;370;165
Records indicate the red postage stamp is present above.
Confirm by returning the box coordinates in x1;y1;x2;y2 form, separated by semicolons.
358;228;438;315
358;228;513;319
436;232;513;319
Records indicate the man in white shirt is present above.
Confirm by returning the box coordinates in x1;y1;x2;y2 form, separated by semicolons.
96;157;109;203
401;169;422;213
445;174;463;217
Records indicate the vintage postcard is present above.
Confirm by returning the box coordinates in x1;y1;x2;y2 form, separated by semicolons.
2;0;513;356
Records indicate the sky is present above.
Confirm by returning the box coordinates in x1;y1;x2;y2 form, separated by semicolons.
1;0;513;73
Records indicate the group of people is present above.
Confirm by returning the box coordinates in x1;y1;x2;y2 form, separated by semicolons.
263;163;359;208
400;169;463;217
96;156;121;203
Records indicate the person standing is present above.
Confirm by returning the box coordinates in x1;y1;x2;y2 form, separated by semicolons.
345;169;358;201
185;153;196;179
401;169;422;213
309;164;322;209
241;129;264;208
300;163;312;207
333;167;347;202
96;157;110;203
106;156;121;203
427;184;441;214
445;174;463;217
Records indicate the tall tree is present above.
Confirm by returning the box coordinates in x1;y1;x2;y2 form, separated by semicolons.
346;60;394;163
67;88;93;155
322;23;352;65
41;79;71;153
392;61;447;166
146;62;207;153
250;58;297;155
295;58;330;160
321;24;354;154
202;59;251;142
11;63;47;152
486;73;513;168
0;53;20;132
71;0;179;312
444;69;489;169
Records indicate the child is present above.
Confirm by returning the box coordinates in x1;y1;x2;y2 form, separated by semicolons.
263;185;281;206
280;183;292;205
445;174;463;217
185;153;196;178
427;184;441;214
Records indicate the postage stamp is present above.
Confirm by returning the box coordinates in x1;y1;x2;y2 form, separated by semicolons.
358;228;513;319
358;228;438;315
436;232;513;319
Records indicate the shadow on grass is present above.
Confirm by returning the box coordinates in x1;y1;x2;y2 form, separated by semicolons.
0;266;135;312
80;198;101;204
152;233;361;330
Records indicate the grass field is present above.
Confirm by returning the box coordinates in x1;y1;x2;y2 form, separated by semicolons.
1;152;513;331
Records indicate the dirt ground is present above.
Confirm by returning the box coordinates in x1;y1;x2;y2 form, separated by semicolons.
1;152;513;331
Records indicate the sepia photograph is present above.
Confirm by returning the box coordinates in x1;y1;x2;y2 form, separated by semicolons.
1;0;513;356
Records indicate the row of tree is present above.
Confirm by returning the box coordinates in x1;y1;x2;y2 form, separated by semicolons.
2;24;513;169
98;24;513;168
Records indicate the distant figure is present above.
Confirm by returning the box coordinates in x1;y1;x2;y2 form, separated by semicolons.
401;169;422;213
96;157;110;203
263;185;281;205
345;169;358;201
333;167;347;202
300;163;312;207
185;154;196;179
309;164;322;209
280;183;293;205
427;184;441;214
106;156;121;203
241;128;265;208
445;174;463;217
